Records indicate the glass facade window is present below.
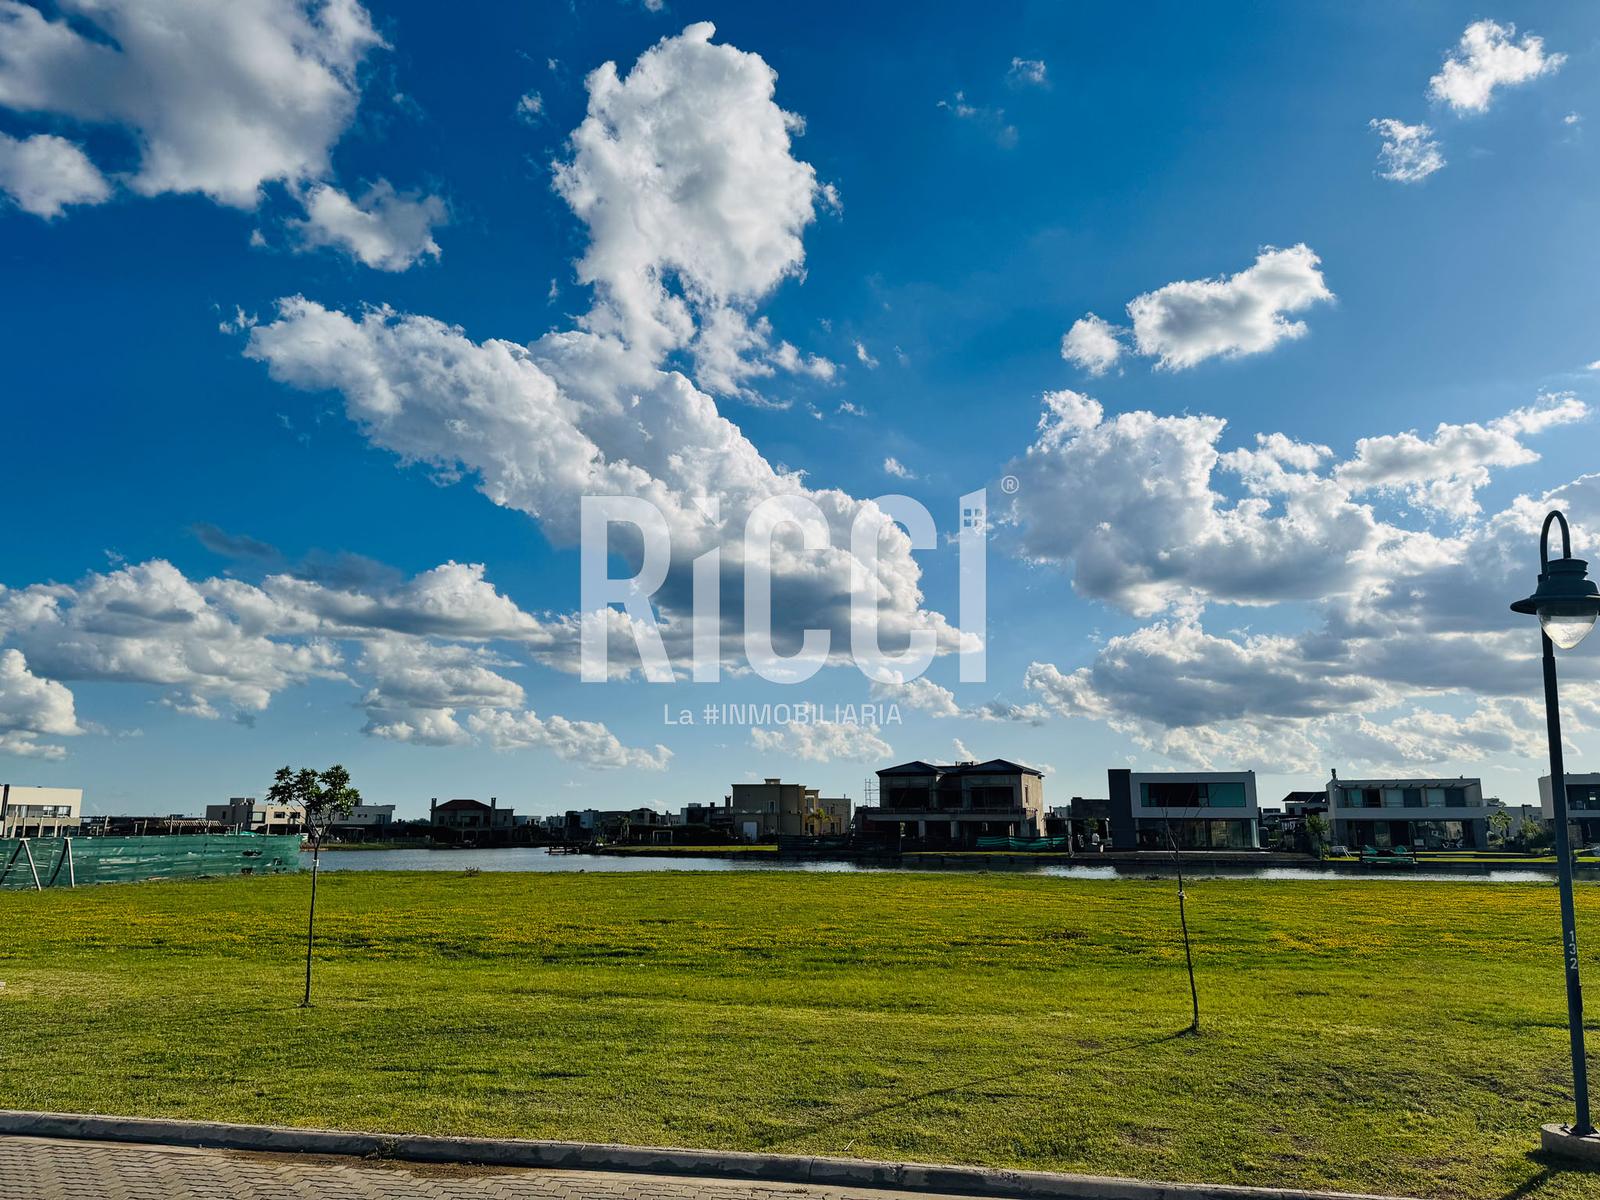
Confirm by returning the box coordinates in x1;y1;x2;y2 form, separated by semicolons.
1339;818;1478;850
1208;782;1247;807
1136;818;1254;849
1410;820;1467;848
1340;785;1475;810
1566;786;1600;812
1140;781;1248;808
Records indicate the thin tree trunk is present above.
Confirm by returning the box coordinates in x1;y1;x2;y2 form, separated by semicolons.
1167;821;1200;1034
301;835;319;1008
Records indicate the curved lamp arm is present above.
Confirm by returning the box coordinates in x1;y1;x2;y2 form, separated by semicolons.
1541;510;1573;569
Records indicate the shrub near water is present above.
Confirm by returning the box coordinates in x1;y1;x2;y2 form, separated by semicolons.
0;870;1597;1200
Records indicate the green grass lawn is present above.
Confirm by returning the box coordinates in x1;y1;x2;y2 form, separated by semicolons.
1;871;1597;1199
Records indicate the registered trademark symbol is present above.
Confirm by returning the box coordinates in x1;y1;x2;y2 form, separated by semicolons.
1000;475;1020;494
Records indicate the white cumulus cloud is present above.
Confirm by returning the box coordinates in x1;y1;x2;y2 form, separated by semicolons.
467;708;671;770
0;131;109;217
289;181;448;272
750;719;892;763
1370;118;1445;183
0;1;446;270
0;0;382;206
1126;244;1333;370
0;648;82;759
244;24;967;682
1429;19;1564;115
1004;389;1587;616
552;22;829;396
1005;383;1600;772
1060;313;1124;375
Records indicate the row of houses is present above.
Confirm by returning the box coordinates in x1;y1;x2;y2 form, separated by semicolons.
0;788;403;841
7;764;1599;853
525;780;853;846
852;760;1600;852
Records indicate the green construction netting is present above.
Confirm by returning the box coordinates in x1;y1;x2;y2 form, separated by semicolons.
0;834;302;890
973;835;1072;852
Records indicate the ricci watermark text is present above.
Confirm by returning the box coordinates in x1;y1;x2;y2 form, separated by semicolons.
664;702;904;727
580;490;989;685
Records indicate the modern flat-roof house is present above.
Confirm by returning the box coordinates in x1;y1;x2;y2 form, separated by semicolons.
204;797;305;835
329;803;397;840
1325;774;1488;850
1107;770;1259;850
0;785;83;838
1538;773;1600;847
727;779;852;841
855;759;1044;848
563;807;667;842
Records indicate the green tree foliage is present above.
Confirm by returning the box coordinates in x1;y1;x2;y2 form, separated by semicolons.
266;764;360;1007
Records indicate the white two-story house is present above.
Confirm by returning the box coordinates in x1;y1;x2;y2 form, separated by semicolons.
1325;774;1488;850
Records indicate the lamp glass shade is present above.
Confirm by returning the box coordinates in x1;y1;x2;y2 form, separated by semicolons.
1511;552;1600;648
1541;605;1598;650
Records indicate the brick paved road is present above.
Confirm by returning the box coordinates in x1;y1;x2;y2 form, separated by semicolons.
0;1136;988;1200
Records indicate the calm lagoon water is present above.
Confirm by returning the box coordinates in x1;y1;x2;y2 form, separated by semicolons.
313;848;881;874
309;847;1560;883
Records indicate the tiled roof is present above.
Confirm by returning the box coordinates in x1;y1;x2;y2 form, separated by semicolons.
877;758;1043;778
434;798;490;812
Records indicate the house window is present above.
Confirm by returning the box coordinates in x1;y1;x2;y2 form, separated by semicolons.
1207;782;1247;808
1140;781;1246;808
1569;786;1600;812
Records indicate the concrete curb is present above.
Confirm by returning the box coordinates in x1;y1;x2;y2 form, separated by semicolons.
1541;1122;1600;1164
0;1109;1415;1200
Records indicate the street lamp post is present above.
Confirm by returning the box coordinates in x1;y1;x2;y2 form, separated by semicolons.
1511;510;1600;1153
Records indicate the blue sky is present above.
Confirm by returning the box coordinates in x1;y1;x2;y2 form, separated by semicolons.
3;1;1600;817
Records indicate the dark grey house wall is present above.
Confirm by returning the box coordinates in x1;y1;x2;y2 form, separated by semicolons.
1107;769;1137;851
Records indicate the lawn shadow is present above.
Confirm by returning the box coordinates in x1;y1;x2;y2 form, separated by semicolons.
1501;1151;1600;1200
756;1027;1193;1151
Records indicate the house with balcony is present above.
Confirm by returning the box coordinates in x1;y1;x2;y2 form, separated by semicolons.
1107;770;1260;850
1538;773;1600;848
855;759;1044;848
428;796;515;846
0;784;82;838
1325;774;1488;850
726;779;853;841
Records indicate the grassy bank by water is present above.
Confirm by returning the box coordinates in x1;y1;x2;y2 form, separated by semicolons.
1;870;1596;1199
